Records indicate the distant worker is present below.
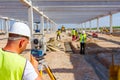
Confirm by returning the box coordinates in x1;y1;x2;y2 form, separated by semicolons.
75;30;78;39
56;29;61;40
79;30;87;55
61;25;66;32
0;22;42;80
71;28;76;41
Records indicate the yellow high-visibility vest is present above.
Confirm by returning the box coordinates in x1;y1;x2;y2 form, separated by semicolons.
80;33;87;43
72;30;75;35
57;30;61;35
0;49;26;80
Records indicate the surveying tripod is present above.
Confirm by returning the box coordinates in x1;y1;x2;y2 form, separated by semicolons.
36;54;56;80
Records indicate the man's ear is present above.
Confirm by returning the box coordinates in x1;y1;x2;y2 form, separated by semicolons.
19;39;25;48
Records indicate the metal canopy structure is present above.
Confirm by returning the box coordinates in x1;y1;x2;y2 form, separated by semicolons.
0;0;120;24
0;0;52;23
32;0;120;24
0;0;28;21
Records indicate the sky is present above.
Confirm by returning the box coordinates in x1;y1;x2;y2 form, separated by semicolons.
0;12;120;30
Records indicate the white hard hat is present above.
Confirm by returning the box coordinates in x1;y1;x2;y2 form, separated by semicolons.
9;22;30;38
82;30;85;34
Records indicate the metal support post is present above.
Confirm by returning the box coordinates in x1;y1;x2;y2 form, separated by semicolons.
5;19;8;38
33;23;36;31
79;24;81;32
84;22;86;31
28;2;34;48
110;14;113;34
52;23;54;32
46;20;49;33
8;20;10;31
81;23;83;31
41;15;44;35
28;5;34;37
53;23;54;32
97;18;99;32
1;20;3;33
83;23;85;30
51;22;53;33
55;24;57;32
89;21;91;32
41;15;46;54
50;22;52;33
53;24;55;32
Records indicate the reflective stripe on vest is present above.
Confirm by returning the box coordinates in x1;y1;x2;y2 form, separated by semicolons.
0;49;26;80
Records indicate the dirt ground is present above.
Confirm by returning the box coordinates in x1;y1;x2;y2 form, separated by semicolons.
0;31;120;80
42;31;120;80
43;32;100;80
86;32;120;68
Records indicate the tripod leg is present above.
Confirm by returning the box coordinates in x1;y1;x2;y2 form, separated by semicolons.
44;65;56;80
39;64;43;76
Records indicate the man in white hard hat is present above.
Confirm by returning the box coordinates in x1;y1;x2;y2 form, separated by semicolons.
79;30;87;55
0;22;42;80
